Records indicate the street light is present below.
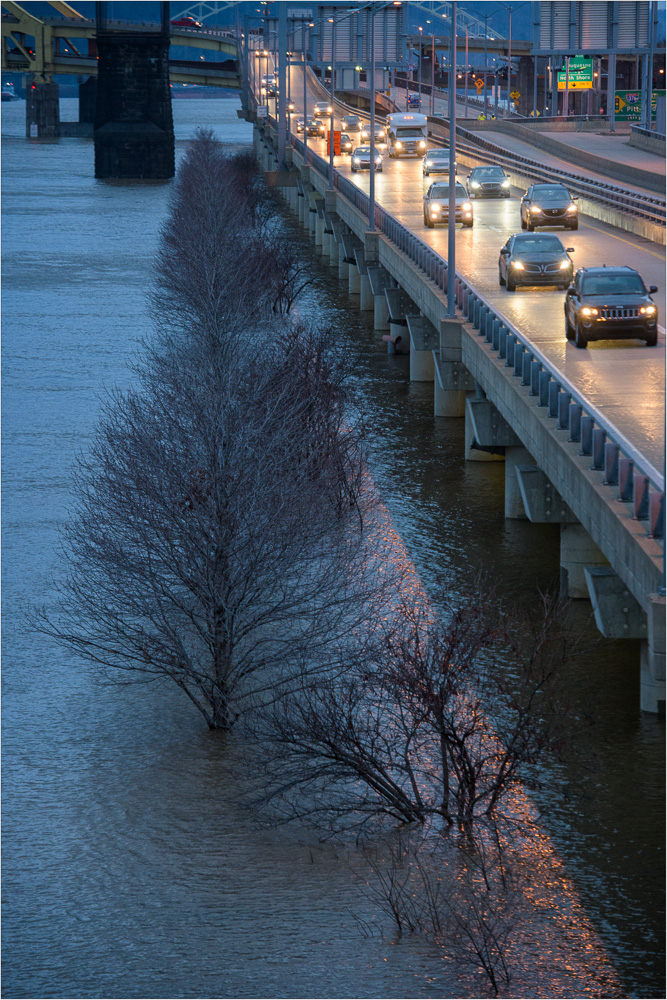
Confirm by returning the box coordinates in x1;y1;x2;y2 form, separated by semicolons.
328;16;335;188
369;2;403;232
418;26;423;108
446;0;457;317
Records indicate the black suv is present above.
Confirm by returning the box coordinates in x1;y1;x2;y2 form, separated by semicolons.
564;266;659;348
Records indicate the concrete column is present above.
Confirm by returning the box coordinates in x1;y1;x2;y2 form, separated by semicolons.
309;209;317;236
359;273;373;310
374;294;390;331
348;266;361;295
464;407;504;462
26;80;60;138
504;446;535;519
434;379;467;417
559;522;608;599
315;212;324;245
641;595;666;714
329;232;338;266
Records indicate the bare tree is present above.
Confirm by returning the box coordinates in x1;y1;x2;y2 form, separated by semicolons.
253;588;574;832
34;326;401;730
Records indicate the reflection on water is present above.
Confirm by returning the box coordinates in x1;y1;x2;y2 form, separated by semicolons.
2;98;664;999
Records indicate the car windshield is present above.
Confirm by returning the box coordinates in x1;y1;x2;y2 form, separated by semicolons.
532;186;570;200
514;236;564;253
345;116;359;122
431;184;468;199
473;167;504;177
427;151;449;158
354;147;371;154
397;128;424;137
581;273;646;295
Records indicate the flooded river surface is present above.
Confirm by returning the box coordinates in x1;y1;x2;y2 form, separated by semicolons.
2;98;664;998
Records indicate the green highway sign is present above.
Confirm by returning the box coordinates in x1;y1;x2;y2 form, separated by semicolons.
614;90;666;121
558;56;593;90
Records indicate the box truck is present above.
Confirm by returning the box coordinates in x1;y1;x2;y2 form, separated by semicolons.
385;112;428;158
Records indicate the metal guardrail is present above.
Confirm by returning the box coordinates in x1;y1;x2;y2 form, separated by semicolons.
287;131;664;539
430;122;667;226
631;124;665;141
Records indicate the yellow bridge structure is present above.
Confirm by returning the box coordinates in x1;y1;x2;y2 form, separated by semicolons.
1;0;240;88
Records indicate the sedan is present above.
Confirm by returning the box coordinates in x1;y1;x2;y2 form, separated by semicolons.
422;148;456;176
423;182;473;228
171;16;203;28
360;123;385;143
467;165;511;198
520;183;579;231
313;101;333;118
305;117;326;137
351;146;383;172
498;233;574;292
339;133;354;154
295;117;305;133
342;114;361;132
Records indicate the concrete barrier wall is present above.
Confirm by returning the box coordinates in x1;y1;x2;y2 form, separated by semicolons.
629;130;667;157
426;121;666;245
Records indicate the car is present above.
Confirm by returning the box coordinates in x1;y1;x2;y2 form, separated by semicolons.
286;99;296;113
423;181;473;228
360;123;385;143
313;100;333;118
520;183;579;231
339;133;354;153
467;165;511;198
564;266;659;348
351;146;383;172
342;114;361;132
498;233;574;292
170;16;203;28
305;117;326;137
422;148;456;176
295;117;305;133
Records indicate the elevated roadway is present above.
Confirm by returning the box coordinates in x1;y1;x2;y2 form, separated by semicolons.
286;60;664;470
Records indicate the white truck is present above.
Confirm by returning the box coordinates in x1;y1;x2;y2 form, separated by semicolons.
385;112;428;158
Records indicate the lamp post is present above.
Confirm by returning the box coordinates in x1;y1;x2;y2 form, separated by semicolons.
328;16;335;188
369;2;402;232
418;26;423;108
303;21;313;152
447;0;457;317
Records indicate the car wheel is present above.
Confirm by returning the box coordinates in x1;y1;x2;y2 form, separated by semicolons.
526;221;534;232
574;322;588;349
569;222;579;230
505;192;511;198
499;266;506;287
424;169;429;176
464;221;473;228
520;216;527;230
565;308;575;341
506;273;517;292
351;166;357;173
424;215;433;229
645;331;658;347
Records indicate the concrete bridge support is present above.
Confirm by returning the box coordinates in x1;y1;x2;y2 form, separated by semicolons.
354;250;374;311
641;596;666;714
465;396;517;463
367;266;395;331
94;21;174;179
406;316;437;382
26;81;60;138
433;318;474;417
559;523;609;600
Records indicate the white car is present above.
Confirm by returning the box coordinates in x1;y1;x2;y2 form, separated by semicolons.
351;146;383;172
423;181;473;228
360;123;385;143
422;148;456;176
313;101;333;117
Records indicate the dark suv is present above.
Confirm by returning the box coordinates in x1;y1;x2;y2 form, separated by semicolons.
564;266;659;348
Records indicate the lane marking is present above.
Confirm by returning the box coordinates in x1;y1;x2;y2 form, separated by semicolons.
579;220;665;260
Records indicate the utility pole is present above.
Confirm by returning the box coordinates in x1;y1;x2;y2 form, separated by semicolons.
447;1;457;317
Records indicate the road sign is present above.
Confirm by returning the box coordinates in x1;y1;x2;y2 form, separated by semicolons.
475;78;484;93
557;56;593;90
327;130;341;155
510;90;520;102
257;105;269;118
614;90;666;121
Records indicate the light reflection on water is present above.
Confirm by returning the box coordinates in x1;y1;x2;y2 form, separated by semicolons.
2;98;664;999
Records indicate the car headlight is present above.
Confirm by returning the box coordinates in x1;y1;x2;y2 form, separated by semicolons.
430;205;441;215
418;140;426;148
396;141;403;149
559;260;571;269
501;179;510;188
530;205;542;213
470;182;480;189
461;202;472;212
426;161;434;168
567;203;577;213
512;261;524;269
641;305;657;314
581;307;599;316
352;158;360;165
375;158;382;165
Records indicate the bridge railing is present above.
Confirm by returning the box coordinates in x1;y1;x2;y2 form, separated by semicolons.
287;131;665;539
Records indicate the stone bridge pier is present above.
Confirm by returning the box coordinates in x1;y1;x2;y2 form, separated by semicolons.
93;1;174;180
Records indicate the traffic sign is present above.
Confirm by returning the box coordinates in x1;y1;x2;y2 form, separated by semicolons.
557;56;593;90
510;90;520;102
327;130;341;155
257;105;269;118
614;89;665;121
475;78;484;93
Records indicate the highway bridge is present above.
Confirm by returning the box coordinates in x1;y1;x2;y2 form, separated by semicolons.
247;59;666;713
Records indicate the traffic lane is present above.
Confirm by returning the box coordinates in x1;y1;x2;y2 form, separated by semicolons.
329;148;665;468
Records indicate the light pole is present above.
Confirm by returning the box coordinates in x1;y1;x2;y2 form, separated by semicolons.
369;1;403;232
303;21;313;152
447;1;457;317
418;26;423;108
328;16;335;188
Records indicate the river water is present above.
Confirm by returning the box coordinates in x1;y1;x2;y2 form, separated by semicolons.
2;97;664;999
